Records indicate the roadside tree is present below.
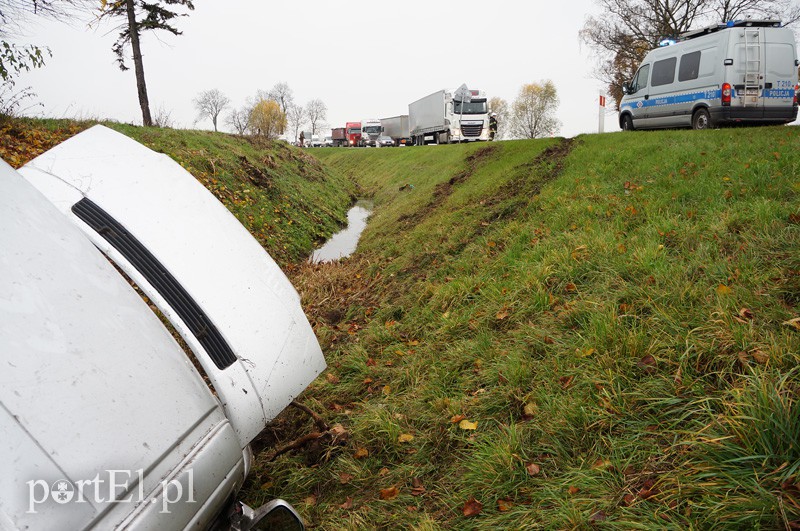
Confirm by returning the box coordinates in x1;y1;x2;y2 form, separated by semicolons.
267;81;293;115
511;81;560;139
581;0;800;108
249;99;285;140
305;98;326;138
226;105;249;136
286;102;306;144
99;0;194;127
193;88;229;132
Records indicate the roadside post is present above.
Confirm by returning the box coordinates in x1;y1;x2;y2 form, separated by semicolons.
598;94;606;133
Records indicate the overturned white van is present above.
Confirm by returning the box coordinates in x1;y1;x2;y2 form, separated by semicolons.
1;126;324;529
619;20;799;130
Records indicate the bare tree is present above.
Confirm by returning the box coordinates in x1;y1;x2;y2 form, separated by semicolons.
99;0;194;127
305;98;327;138
226;105;249;136
152;103;173;128
267;81;293;115
581;0;800;109
511;81;560;139
286;102;306;143
193;88;229;132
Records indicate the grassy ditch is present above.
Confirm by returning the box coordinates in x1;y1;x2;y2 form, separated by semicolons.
256;130;800;529
0;118;355;266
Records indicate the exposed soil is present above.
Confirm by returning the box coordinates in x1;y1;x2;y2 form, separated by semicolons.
397;144;498;227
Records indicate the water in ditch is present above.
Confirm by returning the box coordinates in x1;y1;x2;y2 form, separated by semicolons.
309;200;373;263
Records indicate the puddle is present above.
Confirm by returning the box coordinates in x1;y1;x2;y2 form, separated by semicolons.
309;200;373;263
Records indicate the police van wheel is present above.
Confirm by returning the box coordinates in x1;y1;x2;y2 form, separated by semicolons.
621;115;634;131
692;109;711;130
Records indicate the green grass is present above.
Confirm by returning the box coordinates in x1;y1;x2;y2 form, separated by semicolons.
258;130;800;529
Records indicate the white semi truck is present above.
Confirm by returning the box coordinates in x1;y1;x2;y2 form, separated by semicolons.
380;115;412;146
359;118;383;146
409;88;491;145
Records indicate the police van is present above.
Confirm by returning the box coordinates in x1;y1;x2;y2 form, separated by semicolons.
619;20;799;130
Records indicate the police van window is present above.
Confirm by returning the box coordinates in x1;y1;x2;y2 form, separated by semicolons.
633;64;650;92
679;51;701;81
652;57;677;86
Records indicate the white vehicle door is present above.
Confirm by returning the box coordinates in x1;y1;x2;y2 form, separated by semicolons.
18;125;326;450
622;63;651;127
763;33;797;114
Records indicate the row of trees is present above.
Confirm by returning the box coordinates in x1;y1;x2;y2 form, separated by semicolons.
193;82;328;142
488;80;561;140
581;0;800;108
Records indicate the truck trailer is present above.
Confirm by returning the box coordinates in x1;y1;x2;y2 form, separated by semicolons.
332;127;348;147
409;88;491;145
381;115;412;146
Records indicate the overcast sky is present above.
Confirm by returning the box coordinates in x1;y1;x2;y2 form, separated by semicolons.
11;0;618;138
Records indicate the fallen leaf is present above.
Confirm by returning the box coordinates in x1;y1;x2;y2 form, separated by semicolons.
354;447;369;459
568;486;580;495
398;433;415;443
459;419;478;430
565;282;578;293
590;510;607;522
523;402;537;419
497;498;514;512
738;308;754;320
382;385;392;396
411;477;426;496
543;336;555;344
716;284;732;295
622;493;636;506
462;497;483;517
752;350;769;364
339;497;353;510
450;414;466;423
339;472;354;484
637;354;657;373
526;463;541;476
304;495;317;506
380;486;399;500
783;317;800;330
559;375;575;389
379;467;390;476
325;372;340;384
496;309;509;320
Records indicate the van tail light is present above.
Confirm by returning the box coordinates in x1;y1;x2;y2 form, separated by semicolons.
721;83;732;106
794;85;798;107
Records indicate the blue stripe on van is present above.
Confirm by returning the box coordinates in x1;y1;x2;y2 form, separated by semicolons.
621;87;795;111
620;89;721;111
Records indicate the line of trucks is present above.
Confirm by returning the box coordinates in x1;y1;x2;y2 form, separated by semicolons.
330;87;493;147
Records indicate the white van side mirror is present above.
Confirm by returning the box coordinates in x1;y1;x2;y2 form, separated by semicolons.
622;82;630;95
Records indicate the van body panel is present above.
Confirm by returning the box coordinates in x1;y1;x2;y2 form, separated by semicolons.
0;161;244;528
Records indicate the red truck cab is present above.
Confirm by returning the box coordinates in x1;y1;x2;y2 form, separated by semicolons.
345;122;361;147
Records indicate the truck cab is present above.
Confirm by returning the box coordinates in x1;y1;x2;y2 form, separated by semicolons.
345;122;362;147
359;119;383;147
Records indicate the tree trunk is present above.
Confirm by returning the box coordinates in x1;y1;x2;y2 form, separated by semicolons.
125;0;152;127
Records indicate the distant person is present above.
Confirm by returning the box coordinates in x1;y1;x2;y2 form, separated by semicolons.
489;113;498;141
299;131;305;147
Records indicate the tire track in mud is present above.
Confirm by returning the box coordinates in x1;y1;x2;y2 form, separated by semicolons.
397;144;498;227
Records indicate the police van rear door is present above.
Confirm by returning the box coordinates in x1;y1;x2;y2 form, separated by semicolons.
762;28;797;116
